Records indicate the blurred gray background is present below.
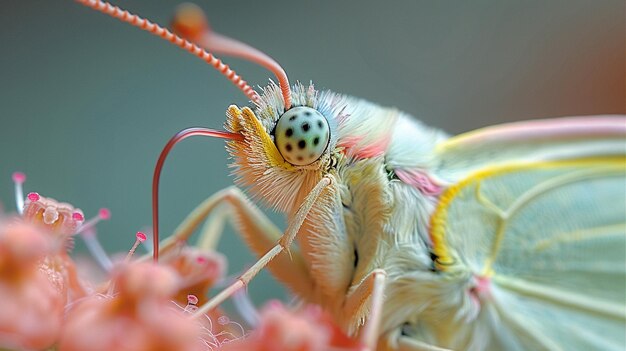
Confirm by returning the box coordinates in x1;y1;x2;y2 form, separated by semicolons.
1;1;624;306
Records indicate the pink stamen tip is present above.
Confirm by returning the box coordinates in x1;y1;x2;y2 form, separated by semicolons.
12;172;26;184
27;192;40;202
98;208;111;220
72;212;85;221
187;295;199;305
196;256;208;264
136;232;147;242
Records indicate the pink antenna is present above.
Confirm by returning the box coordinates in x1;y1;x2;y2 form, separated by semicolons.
171;3;292;109
73;1;289;262
75;0;260;103
152;128;244;261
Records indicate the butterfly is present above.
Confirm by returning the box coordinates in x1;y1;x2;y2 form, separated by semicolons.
23;1;626;350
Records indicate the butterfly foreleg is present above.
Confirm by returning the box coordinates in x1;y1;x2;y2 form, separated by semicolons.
151;186;314;298
193;176;333;317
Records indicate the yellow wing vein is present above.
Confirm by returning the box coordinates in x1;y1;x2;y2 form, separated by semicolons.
430;158;625;271
480;167;623;276
534;222;626;252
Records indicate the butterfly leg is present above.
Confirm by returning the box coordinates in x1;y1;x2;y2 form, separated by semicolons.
151;186;314;298
193;176;333;317
343;269;387;351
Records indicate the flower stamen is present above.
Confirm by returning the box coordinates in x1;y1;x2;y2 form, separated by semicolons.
12;172;26;214
81;227;113;271
75;208;110;235
125;231;147;262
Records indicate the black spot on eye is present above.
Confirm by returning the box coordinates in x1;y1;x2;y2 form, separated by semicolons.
297;156;303;161
285;143;292;152
304;111;312;117
285;128;293;137
298;140;306;149
302;123;310;132
313;137;319;146
289;115;297;121
317;121;323;129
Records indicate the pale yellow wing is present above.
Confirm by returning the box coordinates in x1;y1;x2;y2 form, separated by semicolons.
427;116;626;350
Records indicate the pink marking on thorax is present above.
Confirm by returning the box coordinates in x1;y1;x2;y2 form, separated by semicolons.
395;169;443;196
339;134;392;159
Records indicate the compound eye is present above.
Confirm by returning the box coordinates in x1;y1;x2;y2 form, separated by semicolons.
274;107;330;166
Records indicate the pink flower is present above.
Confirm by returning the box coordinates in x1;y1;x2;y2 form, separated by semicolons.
3;172;362;351
21;192;84;237
59;262;204;351
0;219;64;350
21;192;90;303
220;301;361;351
163;247;226;306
